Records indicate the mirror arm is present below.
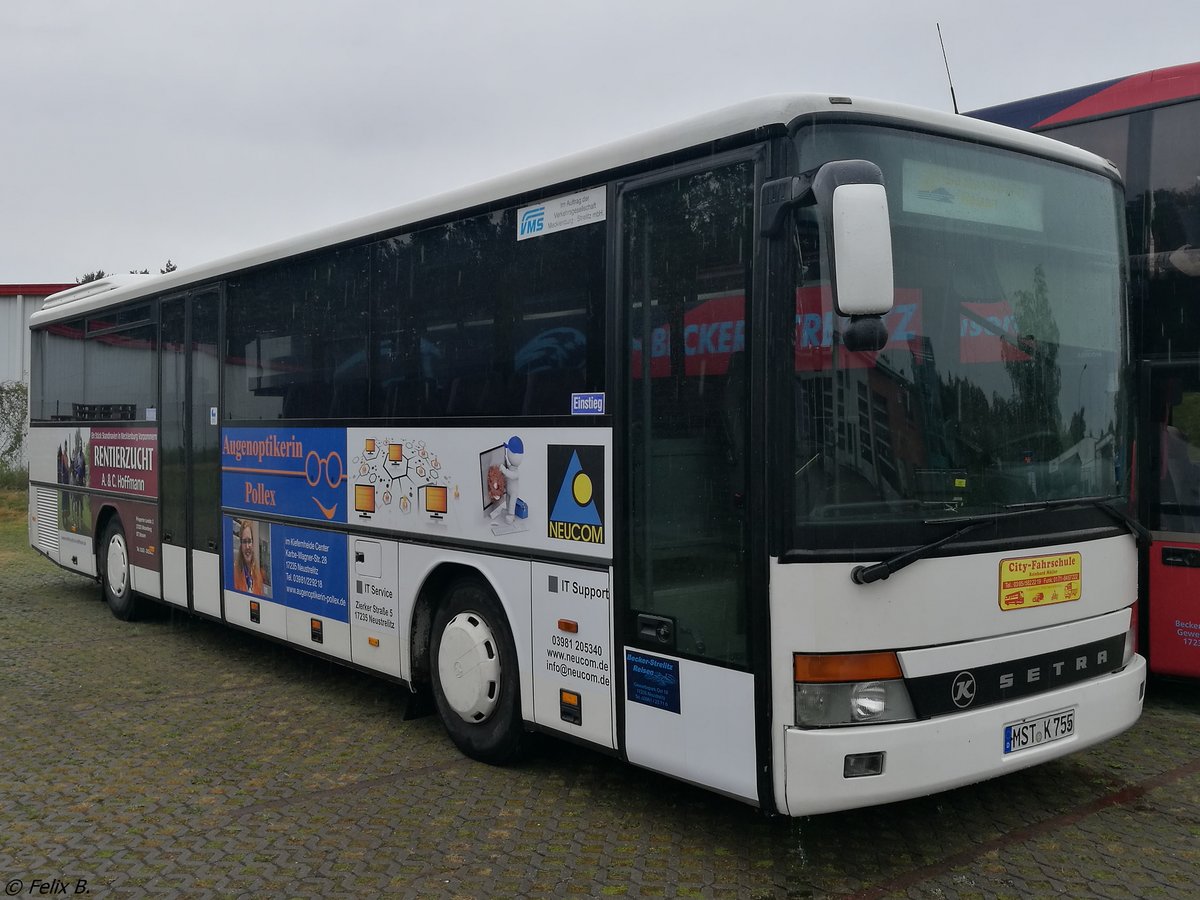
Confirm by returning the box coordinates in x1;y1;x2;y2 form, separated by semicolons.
759;173;816;237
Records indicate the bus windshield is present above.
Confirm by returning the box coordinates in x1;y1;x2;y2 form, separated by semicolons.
790;124;1130;550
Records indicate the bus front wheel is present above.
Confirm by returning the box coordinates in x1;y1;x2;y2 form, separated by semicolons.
100;517;141;621
430;577;526;764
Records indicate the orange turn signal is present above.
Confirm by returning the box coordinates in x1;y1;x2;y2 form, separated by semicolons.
793;651;902;683
557;619;579;633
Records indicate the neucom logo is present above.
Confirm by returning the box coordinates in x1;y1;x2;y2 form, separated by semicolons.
547;445;605;544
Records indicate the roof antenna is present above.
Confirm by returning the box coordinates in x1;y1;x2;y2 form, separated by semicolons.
937;23;959;114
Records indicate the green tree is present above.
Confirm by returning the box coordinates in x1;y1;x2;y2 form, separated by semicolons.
0;381;29;471
1005;264;1064;461
77;270;107;284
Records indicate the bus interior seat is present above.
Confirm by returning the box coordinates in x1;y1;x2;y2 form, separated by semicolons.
447;373;514;417
282;381;332;419
330;378;369;419
522;366;585;416
384;378;441;418
446;374;484;416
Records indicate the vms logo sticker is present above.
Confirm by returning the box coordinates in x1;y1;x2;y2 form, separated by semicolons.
519;206;545;237
547;445;605;544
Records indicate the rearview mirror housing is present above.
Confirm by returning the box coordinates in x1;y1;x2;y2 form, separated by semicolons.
760;159;896;321
828;179;894;317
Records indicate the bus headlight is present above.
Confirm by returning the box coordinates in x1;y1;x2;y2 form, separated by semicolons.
793;652;916;727
795;679;915;727
850;680;889;719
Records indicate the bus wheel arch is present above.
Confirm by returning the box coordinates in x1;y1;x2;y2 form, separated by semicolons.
422;567;527;763
410;562;475;684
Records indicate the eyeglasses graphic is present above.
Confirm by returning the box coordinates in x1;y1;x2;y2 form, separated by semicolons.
305;450;345;489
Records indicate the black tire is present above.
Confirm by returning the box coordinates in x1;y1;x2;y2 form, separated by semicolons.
99;517;141;621
430;576;526;764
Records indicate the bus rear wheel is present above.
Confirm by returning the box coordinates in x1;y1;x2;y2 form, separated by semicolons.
100;517;141;621
430;577;526;764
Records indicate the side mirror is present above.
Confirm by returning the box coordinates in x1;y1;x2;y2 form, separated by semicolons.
827;177;893;317
761;160;895;350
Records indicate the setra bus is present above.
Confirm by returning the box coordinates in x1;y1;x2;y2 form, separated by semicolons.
28;94;1146;815
972;63;1200;680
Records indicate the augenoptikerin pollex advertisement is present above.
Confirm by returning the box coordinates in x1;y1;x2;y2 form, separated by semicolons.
221;427;348;523
220;426;612;559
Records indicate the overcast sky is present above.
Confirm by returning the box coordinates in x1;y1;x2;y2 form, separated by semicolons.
4;0;1199;284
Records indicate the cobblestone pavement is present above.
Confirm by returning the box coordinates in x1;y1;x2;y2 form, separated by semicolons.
2;525;1198;898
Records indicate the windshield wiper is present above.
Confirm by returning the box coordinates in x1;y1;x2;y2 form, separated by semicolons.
850;518;989;584
1004;495;1149;545
850;495;1137;586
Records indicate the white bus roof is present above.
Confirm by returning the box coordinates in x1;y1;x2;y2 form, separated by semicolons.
32;92;1116;327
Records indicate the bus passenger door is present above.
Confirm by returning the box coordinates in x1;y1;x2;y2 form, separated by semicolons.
1143;362;1200;677
160;288;222;618
618;153;763;804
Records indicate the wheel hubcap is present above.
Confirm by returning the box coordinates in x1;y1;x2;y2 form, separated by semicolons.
437;611;501;723
106;534;128;599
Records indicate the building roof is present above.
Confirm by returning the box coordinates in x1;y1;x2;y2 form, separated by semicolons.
0;284;75;297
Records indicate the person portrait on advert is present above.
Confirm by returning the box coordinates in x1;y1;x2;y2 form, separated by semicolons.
234;518;266;596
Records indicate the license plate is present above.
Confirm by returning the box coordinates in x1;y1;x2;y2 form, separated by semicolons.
1004;707;1075;754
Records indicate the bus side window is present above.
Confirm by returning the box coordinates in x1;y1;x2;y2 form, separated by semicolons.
371;209;605;419
225;246;369;422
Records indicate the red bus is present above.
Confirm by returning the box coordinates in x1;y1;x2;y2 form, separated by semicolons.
972;62;1200;678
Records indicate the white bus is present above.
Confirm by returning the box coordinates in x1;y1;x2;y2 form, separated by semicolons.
28;94;1146;815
